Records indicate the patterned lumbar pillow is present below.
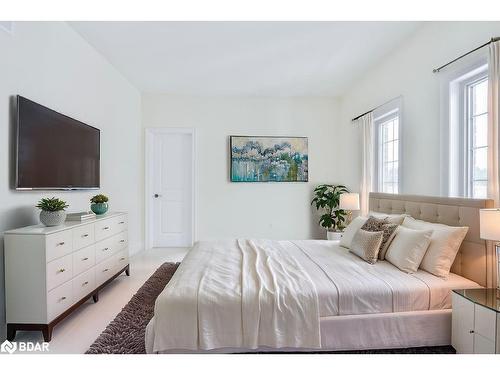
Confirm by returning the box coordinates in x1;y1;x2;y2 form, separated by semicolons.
378;223;399;260
349;229;384;264
361;215;389;231
361;216;399;258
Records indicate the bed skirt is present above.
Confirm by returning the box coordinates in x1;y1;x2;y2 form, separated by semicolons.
145;309;451;353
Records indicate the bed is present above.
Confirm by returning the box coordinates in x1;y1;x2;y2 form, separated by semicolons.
145;193;496;353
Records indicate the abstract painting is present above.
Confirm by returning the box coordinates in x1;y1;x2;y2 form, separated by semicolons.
230;136;308;182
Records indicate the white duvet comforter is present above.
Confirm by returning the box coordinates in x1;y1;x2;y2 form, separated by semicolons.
149;239;479;353
151;239;321;352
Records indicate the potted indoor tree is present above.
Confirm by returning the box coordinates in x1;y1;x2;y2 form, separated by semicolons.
36;197;69;227
90;194;109;215
311;184;349;240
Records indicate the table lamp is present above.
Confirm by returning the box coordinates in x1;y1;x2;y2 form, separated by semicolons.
479;208;500;289
339;193;360;225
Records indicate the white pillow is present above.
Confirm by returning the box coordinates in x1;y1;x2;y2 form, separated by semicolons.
385;226;432;273
369;211;408;225
339;216;367;249
402;216;468;278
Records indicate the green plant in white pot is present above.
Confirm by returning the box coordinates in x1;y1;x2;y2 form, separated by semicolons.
311;184;349;240
36;197;69;227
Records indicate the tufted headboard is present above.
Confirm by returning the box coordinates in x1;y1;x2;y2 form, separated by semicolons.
369;192;496;287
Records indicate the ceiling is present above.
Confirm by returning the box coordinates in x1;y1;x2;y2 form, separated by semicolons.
70;21;422;96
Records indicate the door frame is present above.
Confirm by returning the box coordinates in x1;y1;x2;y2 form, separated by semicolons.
145;127;196;250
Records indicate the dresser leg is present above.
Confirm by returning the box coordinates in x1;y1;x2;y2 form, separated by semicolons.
7;324;16;341
92;291;99;303
42;326;53;342
125;265;130;276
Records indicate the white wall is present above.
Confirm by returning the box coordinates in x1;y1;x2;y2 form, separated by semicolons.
142;95;340;241
0;22;143;340
336;22;500;196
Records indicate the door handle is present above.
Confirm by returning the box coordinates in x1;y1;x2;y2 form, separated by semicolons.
154;194;161;198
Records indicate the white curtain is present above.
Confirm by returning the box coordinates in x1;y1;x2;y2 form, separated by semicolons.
488;41;500;205
357;112;374;215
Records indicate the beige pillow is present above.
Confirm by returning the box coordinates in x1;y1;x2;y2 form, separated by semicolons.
349;229;384;264
385;226;432;273
369;211;408;225
402;216;468;278
339;216;367;249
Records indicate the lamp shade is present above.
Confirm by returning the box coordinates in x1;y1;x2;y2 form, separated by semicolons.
339;193;360;211
479;209;500;240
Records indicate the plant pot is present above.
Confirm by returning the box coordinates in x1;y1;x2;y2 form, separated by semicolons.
327;231;344;241
40;210;67;227
91;202;109;215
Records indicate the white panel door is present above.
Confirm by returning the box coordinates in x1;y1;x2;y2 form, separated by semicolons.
150;130;193;247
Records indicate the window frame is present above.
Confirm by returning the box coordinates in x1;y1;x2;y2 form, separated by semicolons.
440;57;488;198
458;70;488;198
373;99;402;194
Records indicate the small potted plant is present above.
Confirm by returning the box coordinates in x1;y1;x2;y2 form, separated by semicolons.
90;194;109;215
311;184;350;240
36;197;69;227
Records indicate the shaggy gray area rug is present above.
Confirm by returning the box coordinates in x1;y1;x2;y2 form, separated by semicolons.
86;262;179;354
86;261;454;354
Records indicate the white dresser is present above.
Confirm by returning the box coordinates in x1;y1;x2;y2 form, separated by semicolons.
451;289;500;354
4;212;129;342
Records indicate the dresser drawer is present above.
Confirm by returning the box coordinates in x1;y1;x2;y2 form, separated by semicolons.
114;250;129;272
47;280;73;321
73;245;96;277
73;224;95;250
46;231;73;262
95;257;117;287
95;217;116;242
47;253;73;291
72;267;95;302
95;236;117;264
114;215;128;231
115;231;128;250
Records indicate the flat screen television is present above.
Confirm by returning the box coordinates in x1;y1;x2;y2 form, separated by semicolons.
15;96;100;190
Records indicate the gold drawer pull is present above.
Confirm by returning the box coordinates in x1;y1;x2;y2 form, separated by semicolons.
103;268;109;272
82;234;89;238
58;268;66;273
82;257;89;261
118;221;125;224
82;281;89;286
103;226;110;230
60;296;66;301
120;240;125;243
57;241;65;246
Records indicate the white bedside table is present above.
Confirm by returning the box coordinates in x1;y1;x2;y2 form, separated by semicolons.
451;289;500;354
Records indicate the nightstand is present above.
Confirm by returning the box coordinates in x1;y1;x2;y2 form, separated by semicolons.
451;289;500;354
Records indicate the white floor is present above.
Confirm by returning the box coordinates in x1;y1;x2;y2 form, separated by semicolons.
13;247;190;354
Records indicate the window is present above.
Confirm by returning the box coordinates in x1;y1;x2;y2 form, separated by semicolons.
374;99;402;194
465;77;488;198
443;62;488;198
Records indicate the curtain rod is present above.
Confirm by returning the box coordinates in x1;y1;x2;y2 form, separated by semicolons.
351;109;373;122
433;37;500;73
351;96;402;123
